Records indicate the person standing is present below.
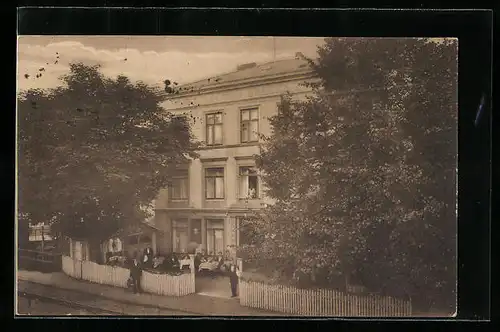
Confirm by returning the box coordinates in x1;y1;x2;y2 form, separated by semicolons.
228;264;241;298
130;253;143;294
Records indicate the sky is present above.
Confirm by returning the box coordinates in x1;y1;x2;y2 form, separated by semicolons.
17;36;326;92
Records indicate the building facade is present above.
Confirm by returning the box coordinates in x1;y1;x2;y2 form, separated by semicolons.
153;56;315;255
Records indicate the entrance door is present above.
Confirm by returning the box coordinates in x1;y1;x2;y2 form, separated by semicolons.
173;230;188;253
206;219;224;255
190;219;202;251
172;219;189;253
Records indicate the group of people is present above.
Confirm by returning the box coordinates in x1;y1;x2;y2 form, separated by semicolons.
193;251;242;297
122;247;242;297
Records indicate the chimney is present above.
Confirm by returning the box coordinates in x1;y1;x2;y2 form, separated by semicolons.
236;62;257;71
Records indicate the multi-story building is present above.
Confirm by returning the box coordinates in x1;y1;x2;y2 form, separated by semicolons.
153;55;315;255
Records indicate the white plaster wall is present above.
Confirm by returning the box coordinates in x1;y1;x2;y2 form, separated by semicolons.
155;75;313;213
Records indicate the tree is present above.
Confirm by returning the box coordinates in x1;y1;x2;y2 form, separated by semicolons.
18;63;199;250
244;38;457;312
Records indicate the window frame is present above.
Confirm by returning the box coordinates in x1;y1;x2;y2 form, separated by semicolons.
127;234;140;246
172;219;189;253
169;169;189;201
204;167;225;200
240;107;259;143
238;166;260;199
205;111;224;146
205;219;225;255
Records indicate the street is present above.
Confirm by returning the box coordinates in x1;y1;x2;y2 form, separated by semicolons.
17;280;199;316
17;296;100;316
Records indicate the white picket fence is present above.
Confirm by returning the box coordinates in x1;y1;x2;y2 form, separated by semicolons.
239;279;412;317
141;270;195;296
61;255;195;296
81;259;130;288
62;255;83;279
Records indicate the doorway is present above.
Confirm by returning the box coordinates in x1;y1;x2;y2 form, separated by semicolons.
190;219;202;251
195;273;233;298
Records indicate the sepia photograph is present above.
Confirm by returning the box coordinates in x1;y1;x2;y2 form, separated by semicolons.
16;35;458;317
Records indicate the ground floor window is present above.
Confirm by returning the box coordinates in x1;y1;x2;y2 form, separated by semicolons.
206;219;224;255
190;219;202;248
172;219;189;253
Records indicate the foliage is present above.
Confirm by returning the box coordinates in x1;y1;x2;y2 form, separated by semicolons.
143;267;188;276
18;63;199;242
242;38;457;311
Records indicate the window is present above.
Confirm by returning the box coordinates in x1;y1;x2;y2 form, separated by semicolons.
172;219;189;253
170;170;189;200
127;234;140;245
240;108;259;143
127;234;152;246
239;166;259;199
205;168;224;199
140;234;152;244
206;219;224;255
206;112;223;145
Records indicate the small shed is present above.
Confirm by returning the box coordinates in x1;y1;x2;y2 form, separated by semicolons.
100;220;164;263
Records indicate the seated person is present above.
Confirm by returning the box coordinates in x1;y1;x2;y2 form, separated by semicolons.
170;253;180;270
152;254;164;269
160;256;173;271
105;251;113;264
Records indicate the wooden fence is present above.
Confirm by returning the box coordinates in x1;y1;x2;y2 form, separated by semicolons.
62;255;82;279
61;255;195;297
141;270;194;296
81;260;130;288
239;279;412;317
19;249;62;272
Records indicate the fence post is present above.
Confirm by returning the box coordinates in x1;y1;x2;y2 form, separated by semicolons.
78;257;82;280
189;254;195;292
237;258;243;273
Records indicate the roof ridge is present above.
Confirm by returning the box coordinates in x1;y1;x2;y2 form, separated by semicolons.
178;55;305;88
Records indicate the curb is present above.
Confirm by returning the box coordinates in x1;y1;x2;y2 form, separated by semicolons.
18;279;199;315
18;290;124;315
18;277;285;316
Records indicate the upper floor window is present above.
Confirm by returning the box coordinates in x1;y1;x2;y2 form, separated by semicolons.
239;166;259;199
240;108;259;143
169;170;189;200
206;112;223;145
205;168;225;199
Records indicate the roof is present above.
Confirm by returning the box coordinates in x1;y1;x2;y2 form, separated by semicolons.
111;219;164;238
165;56;314;96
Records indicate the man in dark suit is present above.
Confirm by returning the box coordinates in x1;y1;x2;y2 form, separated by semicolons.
130;253;143;294
228;264;241;298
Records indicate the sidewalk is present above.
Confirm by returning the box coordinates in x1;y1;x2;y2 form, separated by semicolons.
18;281;197;315
17;270;284;316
